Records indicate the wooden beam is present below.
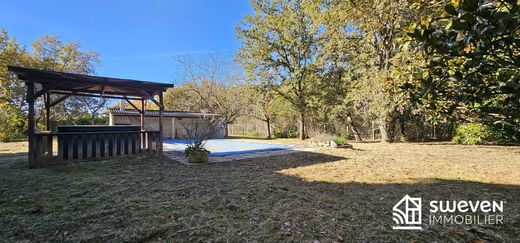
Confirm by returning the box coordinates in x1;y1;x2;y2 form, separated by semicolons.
124;97;142;113
50;91;142;100
149;97;163;109
141;99;145;150
8;66;172;93
158;92;164;154
44;92;53;158
45;92;51;131
100;85;106;98
138;89;153;99
24;73;170;89
141;99;146;130
30;81;63;99
50;94;71;108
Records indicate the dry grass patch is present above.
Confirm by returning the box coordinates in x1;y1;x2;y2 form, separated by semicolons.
277;142;520;185
0;140;519;242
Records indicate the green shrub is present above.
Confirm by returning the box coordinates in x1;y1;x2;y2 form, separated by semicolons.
273;129;299;138
272;129;286;138
0;108;26;142
74;113;108;125
452;123;490;145
247;131;261;137
334;136;348;145
487;123;520;145
286;129;299;138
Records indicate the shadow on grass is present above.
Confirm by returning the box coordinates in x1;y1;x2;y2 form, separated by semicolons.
0;151;27;158
0;152;28;169
0;150;518;242
221;152;520;242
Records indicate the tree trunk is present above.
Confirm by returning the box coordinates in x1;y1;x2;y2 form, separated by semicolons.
266;117;272;139
372;121;376;140
347;116;362;141
399;115;406;139
350;125;362;141
379;122;390;143
299;112;305;140
223;116;229;138
224;125;229;137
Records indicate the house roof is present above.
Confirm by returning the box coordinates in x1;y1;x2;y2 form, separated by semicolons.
8;65;172;99
108;108;221;118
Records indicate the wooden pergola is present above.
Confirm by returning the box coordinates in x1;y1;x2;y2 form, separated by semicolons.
8;66;172;168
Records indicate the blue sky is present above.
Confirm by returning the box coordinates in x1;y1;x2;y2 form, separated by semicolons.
0;0;252;83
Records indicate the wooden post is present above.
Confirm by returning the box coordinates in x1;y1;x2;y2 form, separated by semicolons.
140;99;145;129
158;92;164;154
141;99;145;150
45;92;51;131
45;92;53;159
27;82;36;168
171;117;175;139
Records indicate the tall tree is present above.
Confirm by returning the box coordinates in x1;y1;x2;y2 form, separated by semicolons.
237;0;327;140
0;29;31;141
164;85;199;111
30;36;102;126
172;54;245;136
337;0;420;142
243;71;279;139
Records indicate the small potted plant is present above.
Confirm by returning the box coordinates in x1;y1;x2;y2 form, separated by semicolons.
182;117;219;164
185;140;210;163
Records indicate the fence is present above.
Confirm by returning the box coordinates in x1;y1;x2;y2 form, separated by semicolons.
33;131;160;164
228;118;268;137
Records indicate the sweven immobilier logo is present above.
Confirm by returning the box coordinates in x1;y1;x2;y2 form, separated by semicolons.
392;195;505;230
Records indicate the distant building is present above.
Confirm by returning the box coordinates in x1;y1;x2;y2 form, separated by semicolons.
108;108;225;139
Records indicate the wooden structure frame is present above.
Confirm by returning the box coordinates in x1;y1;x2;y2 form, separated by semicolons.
8;66;172;168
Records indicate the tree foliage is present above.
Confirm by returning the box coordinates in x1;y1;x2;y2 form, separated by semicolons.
237;0;433;141
407;0;520;142
30;36;103;125
0;29;30;141
237;0;330;139
0;28;103;141
165;54;245;136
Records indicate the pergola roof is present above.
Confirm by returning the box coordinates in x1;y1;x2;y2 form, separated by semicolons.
8;65;172;99
8;65;169;168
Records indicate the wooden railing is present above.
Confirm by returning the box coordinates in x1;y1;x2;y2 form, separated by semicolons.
34;131;161;164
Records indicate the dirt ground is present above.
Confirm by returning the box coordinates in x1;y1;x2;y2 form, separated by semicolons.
0;140;519;242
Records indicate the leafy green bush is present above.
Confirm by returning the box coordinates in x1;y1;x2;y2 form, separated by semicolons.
334;136;348;145
286;130;299;138
272;129;285;138
486;122;520;145
74;113;108;125
185;141;210;155
0;107;26;142
452;123;490;145
273;129;299;138
248;131;261;137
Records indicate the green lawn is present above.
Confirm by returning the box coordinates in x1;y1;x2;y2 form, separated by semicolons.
0;140;519;242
